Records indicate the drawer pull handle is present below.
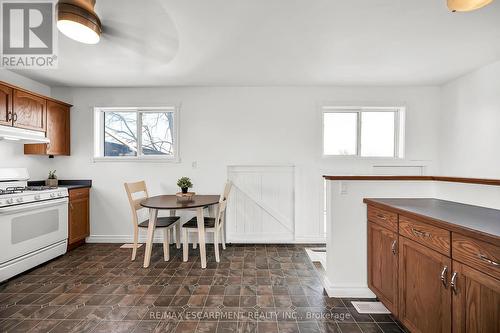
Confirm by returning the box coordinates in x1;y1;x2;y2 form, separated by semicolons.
450;272;458;294
440;266;448;288
391;240;398;255
412;228;430;238
478;254;499;266
376;214;387;220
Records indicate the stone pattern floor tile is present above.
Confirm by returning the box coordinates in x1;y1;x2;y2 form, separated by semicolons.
0;244;407;333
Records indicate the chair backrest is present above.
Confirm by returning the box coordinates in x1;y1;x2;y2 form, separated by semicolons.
215;198;228;228
221;181;233;202
124;181;149;225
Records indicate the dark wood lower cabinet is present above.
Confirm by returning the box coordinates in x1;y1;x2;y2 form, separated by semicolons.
68;188;90;250
365;202;499;333
398;237;451;333
367;221;398;315
452;261;500;333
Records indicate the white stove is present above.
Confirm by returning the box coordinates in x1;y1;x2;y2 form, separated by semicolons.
0;168;68;282
0;186;68;207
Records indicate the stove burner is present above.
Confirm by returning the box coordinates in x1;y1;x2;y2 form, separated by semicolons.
0;186;57;195
2;187;25;194
25;185;54;191
0;189;17;196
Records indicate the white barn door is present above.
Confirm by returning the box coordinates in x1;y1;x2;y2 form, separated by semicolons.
226;165;295;243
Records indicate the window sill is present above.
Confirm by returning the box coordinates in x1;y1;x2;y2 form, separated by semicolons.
321;155;404;160
92;156;180;163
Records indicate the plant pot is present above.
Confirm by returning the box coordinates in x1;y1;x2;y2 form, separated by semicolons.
181;187;188;194
46;178;58;187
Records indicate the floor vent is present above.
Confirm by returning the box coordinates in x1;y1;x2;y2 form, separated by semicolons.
351;301;391;314
310;248;326;252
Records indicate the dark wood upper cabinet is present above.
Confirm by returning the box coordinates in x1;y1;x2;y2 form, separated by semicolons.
0;84;13;126
367;221;398;315
398;236;451;333
24;100;70;155
13;89;46;132
452;260;499;333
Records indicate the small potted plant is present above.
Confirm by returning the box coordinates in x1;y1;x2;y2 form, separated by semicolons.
177;177;193;194
46;170;58;187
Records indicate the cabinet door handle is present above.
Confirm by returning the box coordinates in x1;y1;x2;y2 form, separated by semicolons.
391;240;398;255
376;214;387;220
450;272;458;294
440;266;448;288
478;254;499;266
412;228;430;238
13;113;18;122
7;111;12;122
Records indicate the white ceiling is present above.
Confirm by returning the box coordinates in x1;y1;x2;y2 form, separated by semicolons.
14;0;500;87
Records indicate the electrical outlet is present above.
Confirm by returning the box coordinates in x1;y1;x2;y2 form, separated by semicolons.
192;161;197;169
340;182;348;195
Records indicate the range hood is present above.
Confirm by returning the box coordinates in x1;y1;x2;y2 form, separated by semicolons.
0;125;50;144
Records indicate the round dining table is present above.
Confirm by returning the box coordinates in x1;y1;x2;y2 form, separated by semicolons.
140;194;220;268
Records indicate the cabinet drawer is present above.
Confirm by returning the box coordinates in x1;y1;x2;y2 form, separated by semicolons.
367;206;398;232
399;216;450;256
69;188;89;200
453;233;500;280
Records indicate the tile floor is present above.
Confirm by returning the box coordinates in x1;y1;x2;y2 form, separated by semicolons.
0;244;407;333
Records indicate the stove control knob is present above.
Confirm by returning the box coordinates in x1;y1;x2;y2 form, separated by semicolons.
16;197;23;203
50;193;56;198
6;198;14;204
34;195;41;200
57;192;62;197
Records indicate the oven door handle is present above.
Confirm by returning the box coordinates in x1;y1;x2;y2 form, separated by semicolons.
0;198;68;214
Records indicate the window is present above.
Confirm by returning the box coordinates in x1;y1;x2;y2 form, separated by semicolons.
322;107;405;158
94;107;179;161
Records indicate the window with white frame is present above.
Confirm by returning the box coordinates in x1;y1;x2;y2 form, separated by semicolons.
93;107;179;161
322;107;405;158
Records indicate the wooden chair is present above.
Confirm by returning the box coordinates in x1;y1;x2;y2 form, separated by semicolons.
192;181;232;251
124;181;180;261
182;198;228;263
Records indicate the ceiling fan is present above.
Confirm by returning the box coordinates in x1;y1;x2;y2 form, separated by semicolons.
447;0;494;11
57;0;102;44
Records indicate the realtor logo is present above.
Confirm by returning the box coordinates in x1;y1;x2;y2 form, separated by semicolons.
1;1;58;68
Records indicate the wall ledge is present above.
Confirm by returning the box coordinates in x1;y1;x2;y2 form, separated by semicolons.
323;175;500;186
323;277;376;298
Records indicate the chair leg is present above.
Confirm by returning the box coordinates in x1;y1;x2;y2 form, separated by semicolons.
183;229;189;262
131;227;138;261
214;231;220;263
193;233;197;249
176;223;181;249
220;227;226;250
164;228;171;261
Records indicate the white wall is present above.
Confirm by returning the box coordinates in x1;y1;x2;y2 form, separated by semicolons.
0;69;51;96
439;60;500;178
41;85;441;243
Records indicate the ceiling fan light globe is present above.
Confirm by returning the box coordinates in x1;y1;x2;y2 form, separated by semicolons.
57;19;100;44
447;0;494;11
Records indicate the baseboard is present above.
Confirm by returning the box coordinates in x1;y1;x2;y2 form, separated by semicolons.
294;236;326;243
87;234;215;244
87;234;326;245
323;276;376;298
227;233;325;244
87;235;177;243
